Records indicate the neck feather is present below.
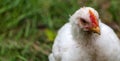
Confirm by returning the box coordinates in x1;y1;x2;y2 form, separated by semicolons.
71;23;97;45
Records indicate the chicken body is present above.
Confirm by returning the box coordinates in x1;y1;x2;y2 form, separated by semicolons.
49;7;120;61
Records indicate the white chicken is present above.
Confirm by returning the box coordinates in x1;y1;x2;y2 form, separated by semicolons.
49;7;120;61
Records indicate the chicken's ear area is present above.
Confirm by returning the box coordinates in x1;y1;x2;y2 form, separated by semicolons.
91;26;101;35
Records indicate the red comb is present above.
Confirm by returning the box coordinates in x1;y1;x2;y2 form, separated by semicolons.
89;10;98;27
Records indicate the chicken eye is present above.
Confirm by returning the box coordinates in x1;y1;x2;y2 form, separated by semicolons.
80;18;88;24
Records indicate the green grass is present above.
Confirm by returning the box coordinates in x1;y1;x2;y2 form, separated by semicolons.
0;0;119;61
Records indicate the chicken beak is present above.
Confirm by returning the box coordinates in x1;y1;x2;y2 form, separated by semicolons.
91;26;100;35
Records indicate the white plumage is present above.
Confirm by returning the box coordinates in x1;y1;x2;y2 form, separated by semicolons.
49;7;120;61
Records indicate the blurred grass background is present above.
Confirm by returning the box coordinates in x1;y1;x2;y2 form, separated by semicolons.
0;0;120;61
